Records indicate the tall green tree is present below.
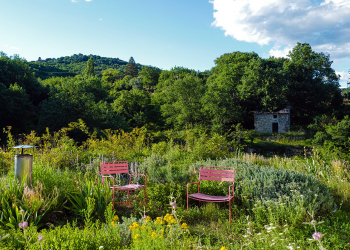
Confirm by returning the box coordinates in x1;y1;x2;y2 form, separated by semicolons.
154;74;206;129
284;43;342;125
102;68;122;84
37;77;126;134
0;52;48;106
84;56;95;77
112;89;159;129
202;52;261;133
139;66;161;88
0;83;35;135
125;57;138;77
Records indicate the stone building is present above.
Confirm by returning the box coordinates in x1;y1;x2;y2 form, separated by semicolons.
254;107;291;133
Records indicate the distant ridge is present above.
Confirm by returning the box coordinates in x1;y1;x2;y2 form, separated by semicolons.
28;54;147;80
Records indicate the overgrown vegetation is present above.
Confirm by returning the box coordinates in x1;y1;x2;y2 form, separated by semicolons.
1;42;350;248
0;125;349;249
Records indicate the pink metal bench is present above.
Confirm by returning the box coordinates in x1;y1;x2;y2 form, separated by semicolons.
187;166;235;223
100;161;147;208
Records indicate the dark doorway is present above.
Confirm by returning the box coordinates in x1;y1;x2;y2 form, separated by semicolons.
272;123;278;133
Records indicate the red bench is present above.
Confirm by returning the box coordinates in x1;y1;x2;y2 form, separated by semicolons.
187;166;235;223
100;161;147;208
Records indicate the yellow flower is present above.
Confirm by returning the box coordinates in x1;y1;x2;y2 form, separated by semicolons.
151;231;157;238
145;216;151;222
163;214;176;224
113;215;119;221
155;217;163;224
111;221;115;226
134;234;140;239
180;223;189;229
220;247;228;250
129;222;140;230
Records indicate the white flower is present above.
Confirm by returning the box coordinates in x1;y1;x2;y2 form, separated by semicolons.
99;247;104;249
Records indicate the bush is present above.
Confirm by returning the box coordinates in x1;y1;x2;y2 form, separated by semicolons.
138;154;190;185
188;158;334;216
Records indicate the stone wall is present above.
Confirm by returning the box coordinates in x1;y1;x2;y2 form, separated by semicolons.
254;112;290;133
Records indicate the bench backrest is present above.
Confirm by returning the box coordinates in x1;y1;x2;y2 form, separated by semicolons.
199;166;234;183
100;161;129;175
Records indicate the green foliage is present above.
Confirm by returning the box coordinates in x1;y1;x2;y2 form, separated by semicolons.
65;177;112;220
28;53;143;79
312;115;350;159
37;77;127;134
134;183;184;219
139;66;161;88
138;154;190;185
284;43;343;125
3;222;121;249
101;68;123;89
0;83;35;135
0;52;48;106
202;52;262;133
0;177;58;230
154;74;206;129
112;90;157;129
188;158;334;216
84;56;95;77
129;77;143;90
125;57;139;77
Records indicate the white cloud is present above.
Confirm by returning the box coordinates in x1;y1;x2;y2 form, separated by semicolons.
337;70;350;86
9;46;20;50
211;0;350;59
85;0;93;1
99;18;102;21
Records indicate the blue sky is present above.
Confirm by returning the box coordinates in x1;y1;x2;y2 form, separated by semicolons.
1;0;349;87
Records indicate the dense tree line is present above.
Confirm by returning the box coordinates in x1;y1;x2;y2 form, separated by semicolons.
0;43;345;142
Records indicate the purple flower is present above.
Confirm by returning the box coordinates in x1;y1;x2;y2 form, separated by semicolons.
19;222;28;229
172;205;177;209
38;235;44;242
142;215;147;219
169;201;176;206
312;232;323;241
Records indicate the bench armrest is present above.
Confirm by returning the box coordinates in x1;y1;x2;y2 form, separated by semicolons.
229;184;234;199
187;181;200;195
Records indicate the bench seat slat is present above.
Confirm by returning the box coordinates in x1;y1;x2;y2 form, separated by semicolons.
189;193;233;202
200;169;234;174
112;184;145;190
101;171;129;174
101;167;129;171
200;173;234;178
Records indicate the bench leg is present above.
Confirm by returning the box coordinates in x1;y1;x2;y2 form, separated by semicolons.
112;188;115;210
229;199;231;223
187;195;189;217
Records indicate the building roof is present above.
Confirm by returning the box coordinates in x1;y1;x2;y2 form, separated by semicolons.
255;106;291;115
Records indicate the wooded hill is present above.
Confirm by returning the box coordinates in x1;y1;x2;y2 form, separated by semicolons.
28;54;145;80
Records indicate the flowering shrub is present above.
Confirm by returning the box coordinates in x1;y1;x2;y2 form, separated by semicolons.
129;214;196;249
